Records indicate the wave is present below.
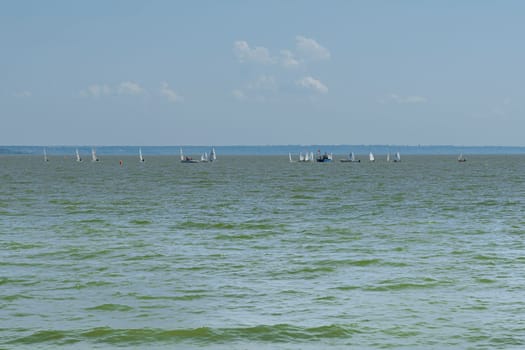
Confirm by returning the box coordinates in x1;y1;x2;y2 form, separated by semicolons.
176;220;277;231
129;219;152;225
364;277;448;291
85;303;133;312
8;324;357;345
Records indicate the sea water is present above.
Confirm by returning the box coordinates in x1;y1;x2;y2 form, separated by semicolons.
1;154;525;349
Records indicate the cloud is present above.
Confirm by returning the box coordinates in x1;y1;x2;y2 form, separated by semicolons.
13;91;32;98
232;89;245;100
80;81;144;98
380;93;428;104
233;36;330;68
280;50;300;68
297;76;328;94
160;82;183;103
247;75;277;91
233;75;278;102
233;40;274;64
117;81;144;95
80;84;112;98
491;97;513;117
295;36;331;61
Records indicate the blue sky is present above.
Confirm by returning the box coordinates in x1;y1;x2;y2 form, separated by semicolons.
2;1;525;146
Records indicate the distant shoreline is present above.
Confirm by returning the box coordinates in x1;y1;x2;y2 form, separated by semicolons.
2;145;525;156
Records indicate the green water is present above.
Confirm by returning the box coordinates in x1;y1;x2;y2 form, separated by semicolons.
1;155;525;349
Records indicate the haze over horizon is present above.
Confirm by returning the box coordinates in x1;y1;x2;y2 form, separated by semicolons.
2;1;525;146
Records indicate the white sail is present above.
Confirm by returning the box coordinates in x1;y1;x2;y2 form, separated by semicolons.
387;153;390;162
76;148;82;162
289;152;293;162
395;152;401;162
299;152;305;162
180;148;184;161
305;152;310;161
43;148;49;162
210;147;216;161
200;152;208;162
369;152;375;162
350;152;355;162
310;152;314;162
91;148;99;162
139;147;144;162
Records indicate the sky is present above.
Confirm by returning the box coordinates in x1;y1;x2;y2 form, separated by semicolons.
1;0;525;146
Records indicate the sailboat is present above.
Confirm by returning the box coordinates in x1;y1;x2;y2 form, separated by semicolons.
369;152;375;162
340;152;360;162
139;148;145;162
75;148;82;162
91;148;99;162
393;152;401;162
458;153;467;162
210;147;217;162
316;150;333;162
43;148;49;162
200;152;209;162
180;148;199;163
295;151;314;162
289;152;294;162
305;152;315;162
386;152;391;162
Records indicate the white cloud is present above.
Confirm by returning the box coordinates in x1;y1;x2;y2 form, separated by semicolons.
247;75;277;91
280;50;300;68
117;81;144;95
380;93;428;104
295;36;331;61
80;84;112;98
297;76;328;94
491;97;513;117
160;82;183;103
81;82;144;98
232;36;330;68
233;40;274;64
232;89;245;100
233;75;278;102
13;91;32;98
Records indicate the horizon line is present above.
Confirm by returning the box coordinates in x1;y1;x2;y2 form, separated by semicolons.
3;144;525;148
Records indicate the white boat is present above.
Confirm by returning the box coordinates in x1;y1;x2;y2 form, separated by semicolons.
75;148;82;162
210;147;217;162
43;148;49;162
340;152;360;163
180;148;199;163
394;152;401;162
200;152;209;162
289;152;294;162
139;147;145;162
91;148;99;162
386;152;391;162
369;152;375;162
458;153;466;162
